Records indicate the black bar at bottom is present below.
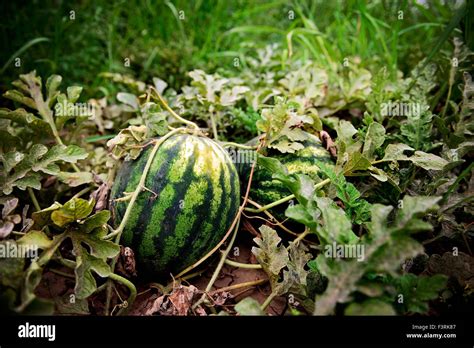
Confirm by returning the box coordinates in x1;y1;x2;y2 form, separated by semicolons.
0;315;471;346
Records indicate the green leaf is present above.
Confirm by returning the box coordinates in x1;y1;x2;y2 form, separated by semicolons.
0;130;21;149
367;204;394;238
220;85;251;106
0;144;87;194
252;225;289;283
82;210;110;233
399;63;436;151
117;92;139;110
3;90;37;110
51;198;95;227
18;231;65;266
313;197;438;315
57;171;94;187
73;228;118;261
276;173;314;207
379;144;449;171
260;157;325;230
257;98;313;153
55;199;117;300
0;148;44;193
1;150;25;174
370;235;423;274
31;144;88;175
396;274;447;314
31;202;62;228
313;256;365;315
72;237;119;299
336;120;358;146
17;230;54;251
140;102;169;136
453;72;474;140
409;151;449;170
11;175;42;193
400;111;433;151
107;125;148;160
396;195;441;227
315;197;358;244
285;204;318;230
46;75;62;102
252;225;315;302
256;154;288;177
343;152;371;174
21;195;118;301
382;143;413;161
416;275;448;300
17;260;43;312
362;122;385;160
73;246;113;299
66;86;83;103
315;160;372;224
0;108;49;132
269;137;304;153
286;242;312;296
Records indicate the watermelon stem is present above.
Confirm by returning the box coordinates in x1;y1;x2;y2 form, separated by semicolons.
223;258;262;269
151;87;200;134
220;142;257;150
244;193;295;213
244;178;331;214
246;198;320;247
27;187;41;211
290;228;311;247
192;217;241;310
108;272;137;316
261;292;277;311
209;278;268;295
246;198;304;237
209;109;219;140
70;186;93;200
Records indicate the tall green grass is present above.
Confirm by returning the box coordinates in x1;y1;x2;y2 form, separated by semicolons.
0;0;467;96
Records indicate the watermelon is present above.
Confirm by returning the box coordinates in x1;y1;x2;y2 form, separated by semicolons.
240;133;333;217
110;134;240;277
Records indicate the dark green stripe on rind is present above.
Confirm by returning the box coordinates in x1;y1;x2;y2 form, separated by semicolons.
110;146;152;229
147;142;200;272
131;136;186;266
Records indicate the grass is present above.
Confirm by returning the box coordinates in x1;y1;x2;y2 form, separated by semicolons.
0;0;468;98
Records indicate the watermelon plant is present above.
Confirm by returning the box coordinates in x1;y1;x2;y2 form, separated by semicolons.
0;1;472;319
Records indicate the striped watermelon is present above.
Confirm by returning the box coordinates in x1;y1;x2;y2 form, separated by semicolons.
241;133;333;217
110;134;240;277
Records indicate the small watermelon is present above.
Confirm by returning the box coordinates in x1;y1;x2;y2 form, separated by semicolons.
110;134;240;277
240;133;333;217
